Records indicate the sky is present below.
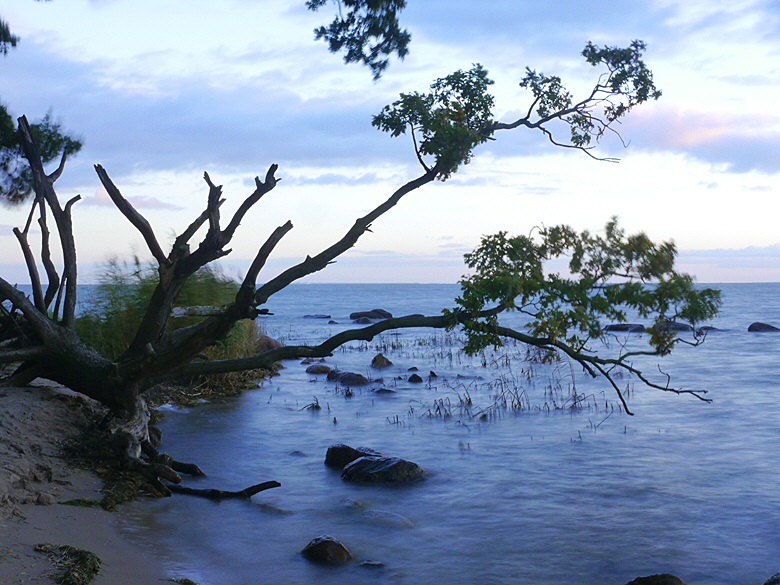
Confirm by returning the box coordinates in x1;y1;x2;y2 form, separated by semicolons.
1;0;780;284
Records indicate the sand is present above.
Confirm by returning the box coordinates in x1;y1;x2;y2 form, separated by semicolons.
0;382;170;585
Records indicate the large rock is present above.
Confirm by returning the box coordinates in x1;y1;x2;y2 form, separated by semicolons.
748;322;780;332
255;334;283;353
301;535;353;564
625;575;686;585
763;572;780;585
349;309;393;320
657;321;693;332
327;370;370;386
371;353;393;368
408;373;423;383
341;456;425;483
306;364;332;374
604;323;645;333
325;444;383;469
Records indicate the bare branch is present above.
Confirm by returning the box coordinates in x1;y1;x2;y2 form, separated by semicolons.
94;164;168;267
12;228;45;312
221;164;280;243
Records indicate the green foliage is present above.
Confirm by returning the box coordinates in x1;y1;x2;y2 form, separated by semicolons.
307;0;410;79
75;260;253;362
0;109;83;204
447;218;721;357
372;64;495;179
0;18;20;55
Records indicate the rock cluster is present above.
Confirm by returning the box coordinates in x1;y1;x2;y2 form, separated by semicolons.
325;444;425;484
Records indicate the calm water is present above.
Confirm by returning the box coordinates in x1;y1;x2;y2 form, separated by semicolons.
115;283;780;585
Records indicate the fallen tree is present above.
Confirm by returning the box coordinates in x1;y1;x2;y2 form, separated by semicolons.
0;40;720;493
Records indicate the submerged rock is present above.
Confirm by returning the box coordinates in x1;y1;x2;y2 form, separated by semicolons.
341;456;425;484
326;370;370;386
408;373;423;383
325;444;383;469
303;314;331;319
349;309;393;320
604;323;645;333
301;535;353;564
625;574;686;585
748;322;780;332
353;316;373;324
305;364;332;374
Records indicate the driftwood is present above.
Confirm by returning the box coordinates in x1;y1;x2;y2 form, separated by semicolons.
168;480;281;500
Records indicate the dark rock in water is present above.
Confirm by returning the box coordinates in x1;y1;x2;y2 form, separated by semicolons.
353;316;373;324
289;450;307;457
350;309;393;320
303;314;331;319
325;444;383;469
604;323;645;333
625;574;687;585
428;371;438;378
341;456;425;483
359;560;386;570
306;364;332;374
407;366;418;371
328;320;338;324
255;334;283;353
301;535;353;564
763;572;780;585
408;373;423;383
326;370;370;386
748;322;780;332
371;353;393;368
698;325;720;332
657;321;693;332
372;387;396;394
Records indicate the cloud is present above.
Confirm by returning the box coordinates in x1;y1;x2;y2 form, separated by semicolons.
616;106;780;173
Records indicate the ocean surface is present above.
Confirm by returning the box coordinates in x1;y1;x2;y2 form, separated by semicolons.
107;282;780;585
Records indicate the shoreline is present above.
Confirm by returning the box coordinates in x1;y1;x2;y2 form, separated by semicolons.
0;383;169;585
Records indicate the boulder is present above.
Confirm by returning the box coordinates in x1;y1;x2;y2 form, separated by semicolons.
748;322;780;332
341;456;425;483
625;575;686;585
763;572;780;585
371;353;393;368
349;309;393;320
353;316;373;324
303;314;331;319
255;334;283;353
305;364;332;374
301;535;353;565
657;321;693;332
604;323;645;333
325;444;383;469
326;370;370;386
408;373;423;383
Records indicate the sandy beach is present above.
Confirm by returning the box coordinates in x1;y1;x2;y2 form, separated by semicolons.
0;382;170;585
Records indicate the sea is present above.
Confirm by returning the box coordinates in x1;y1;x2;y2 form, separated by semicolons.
93;283;780;584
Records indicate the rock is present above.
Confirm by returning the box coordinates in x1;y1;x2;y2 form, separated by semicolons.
326;370;370;386
408;373;423;383
325;444;383;469
359;560;385;570
328;320;338;324
353;316;373;324
303;314;331;319
428;371;437;378
604;323;645;333
763;572;780;585
625;574;687;585
407;366;418;371
371;353;393;368
301;535;353;565
349;309;393;320
341;456;425;483
255;334;283;353
372;387;396;394
657;321;693;332
748;322;780;332
306;364;332;374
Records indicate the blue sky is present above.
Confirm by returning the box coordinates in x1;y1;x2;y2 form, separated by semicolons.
2;0;780;284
